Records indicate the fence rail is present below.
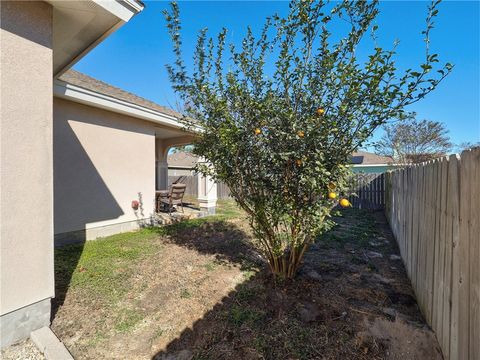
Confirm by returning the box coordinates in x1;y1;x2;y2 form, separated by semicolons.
385;148;480;360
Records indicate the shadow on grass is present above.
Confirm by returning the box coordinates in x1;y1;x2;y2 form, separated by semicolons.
51;242;84;321
148;199;262;272
151;217;262;272
149;268;377;360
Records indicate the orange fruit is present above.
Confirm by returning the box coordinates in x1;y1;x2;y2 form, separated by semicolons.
297;130;305;138
316;108;325;116
339;198;351;207
328;192;337;200
296;159;303;166
328;182;336;191
254;128;261;135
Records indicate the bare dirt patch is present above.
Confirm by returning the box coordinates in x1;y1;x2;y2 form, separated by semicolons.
52;203;442;359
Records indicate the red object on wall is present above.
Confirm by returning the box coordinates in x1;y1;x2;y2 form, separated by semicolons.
131;200;139;210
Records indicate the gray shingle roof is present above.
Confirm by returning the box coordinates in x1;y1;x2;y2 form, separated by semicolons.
167;150;393;168
167;152;198;168
350;151;393;165
58;69;182;119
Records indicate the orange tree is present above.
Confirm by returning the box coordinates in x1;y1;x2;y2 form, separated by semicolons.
164;0;451;278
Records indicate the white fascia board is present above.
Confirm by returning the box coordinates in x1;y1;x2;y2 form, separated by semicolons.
92;0;144;22
54;80;185;130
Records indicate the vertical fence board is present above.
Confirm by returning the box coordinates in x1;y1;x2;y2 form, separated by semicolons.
413;165;421;293
442;155;456;359
419;165;427;314
406;167;412;277
432;158;442;334
408;166;414;278
438;157;447;338
469;148;480;360
425;163;431;313
450;154;465;360
425;162;435;323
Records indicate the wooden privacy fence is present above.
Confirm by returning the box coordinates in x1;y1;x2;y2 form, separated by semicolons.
169;173;387;205
347;173;385;210
385;148;480;360
216;181;232;199
168;175;198;197
168;175;232;199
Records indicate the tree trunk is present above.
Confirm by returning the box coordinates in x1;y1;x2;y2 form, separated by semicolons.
268;244;308;278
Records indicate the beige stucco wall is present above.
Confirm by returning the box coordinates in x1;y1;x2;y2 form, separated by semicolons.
0;1;54;315
53;98;156;237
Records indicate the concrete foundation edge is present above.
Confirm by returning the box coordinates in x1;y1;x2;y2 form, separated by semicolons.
54;218;154;246
54;210;214;246
0;298;51;348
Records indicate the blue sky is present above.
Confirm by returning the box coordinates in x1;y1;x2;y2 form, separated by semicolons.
74;0;480;149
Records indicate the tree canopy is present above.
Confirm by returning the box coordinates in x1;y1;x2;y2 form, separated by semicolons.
374;117;452;163
163;0;451;278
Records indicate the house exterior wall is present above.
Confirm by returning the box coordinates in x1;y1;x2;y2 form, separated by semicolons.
0;0;54;346
53;98;156;241
351;165;395;174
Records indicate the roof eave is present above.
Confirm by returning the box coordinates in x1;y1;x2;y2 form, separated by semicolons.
89;0;144;22
53;21;125;79
53;80;200;134
47;0;145;77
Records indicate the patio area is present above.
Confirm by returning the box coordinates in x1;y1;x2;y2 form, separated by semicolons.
154;196;208;225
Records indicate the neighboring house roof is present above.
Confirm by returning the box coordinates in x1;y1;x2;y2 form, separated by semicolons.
167;152;198;168
167;150;394;168
58;69;182;119
350;151;393;165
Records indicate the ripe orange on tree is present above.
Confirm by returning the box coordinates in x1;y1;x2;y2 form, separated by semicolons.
328;192;337;200
339;198;351;207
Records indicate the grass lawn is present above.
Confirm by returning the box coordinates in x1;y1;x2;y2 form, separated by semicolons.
51;200;441;360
